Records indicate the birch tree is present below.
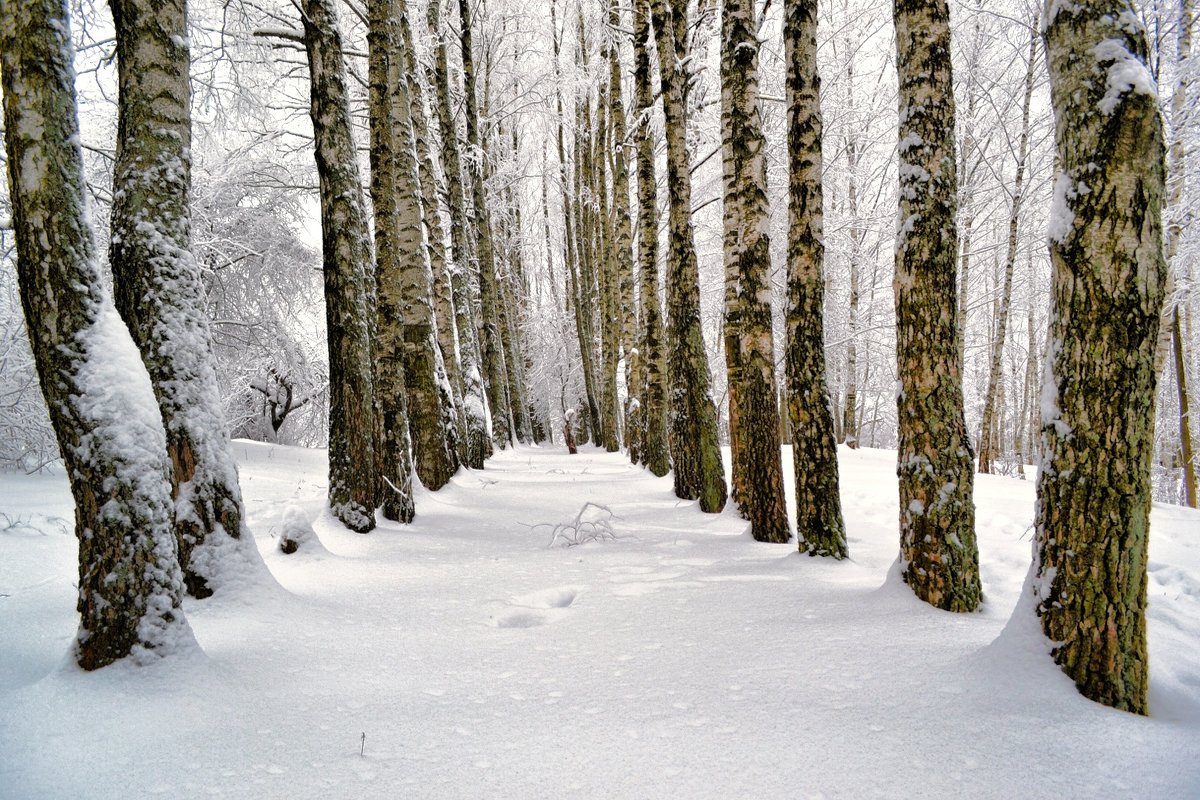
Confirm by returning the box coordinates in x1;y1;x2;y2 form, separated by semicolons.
1035;0;1166;714
893;0;981;610
2;0;191;667
650;0;727;512
108;0;255;597
722;0;789;541
302;0;378;532
784;0;849;557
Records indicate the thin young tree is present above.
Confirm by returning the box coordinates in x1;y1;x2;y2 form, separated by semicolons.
108;0;254;597
2;0;191;667
302;0;378;531
893;0;981;610
1035;0;1166;714
721;0;789;542
649;0;727;512
784;0;848;557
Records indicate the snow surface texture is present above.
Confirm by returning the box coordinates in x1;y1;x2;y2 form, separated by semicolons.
1;442;1198;798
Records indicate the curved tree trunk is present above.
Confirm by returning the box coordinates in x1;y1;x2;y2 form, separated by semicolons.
1035;0;1166;714
722;0;789;542
784;0;848;557
302;0;378;532
893;0;980;610
109;0;253;597
649;0;727;512
2;0;190;667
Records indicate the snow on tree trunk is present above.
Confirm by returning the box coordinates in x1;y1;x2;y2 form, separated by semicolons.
367;0;416;522
721;0;789;542
784;0;848;557
302;0;378;532
390;7;460;492
1035;0;1166;714
893;0;981;611
402;12;468;460
458;0;513;451
597;63;622;453
108;0;256;598
634;0;671;479
430;0;490;470
649;0;727;513
2;0;191;667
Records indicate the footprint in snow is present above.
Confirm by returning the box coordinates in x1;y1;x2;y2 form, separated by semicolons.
488;586;582;628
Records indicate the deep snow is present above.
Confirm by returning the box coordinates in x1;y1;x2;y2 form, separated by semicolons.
1;442;1198;798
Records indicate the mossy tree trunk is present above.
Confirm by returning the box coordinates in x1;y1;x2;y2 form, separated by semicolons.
109;0;252;597
367;0;415;521
2;0;190;667
302;0;378;532
1035;0;1166;714
893;0;980;610
784;0;848;557
722;0;789;542
649;0;727;512
633;0;672;479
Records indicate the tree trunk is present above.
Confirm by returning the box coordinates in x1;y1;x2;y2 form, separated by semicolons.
784;0;848;556
2;0;190;667
650;0;728;512
634;0;671;478
893;0;980;611
403;10;467;458
979;28;1037;475
430;0;490;469
367;0;416;522
302;0;378;532
1036;0;1166;714
108;0;252;597
596;63;621;452
722;0;789;542
458;0;512;450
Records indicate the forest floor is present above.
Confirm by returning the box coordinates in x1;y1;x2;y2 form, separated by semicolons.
1;441;1199;798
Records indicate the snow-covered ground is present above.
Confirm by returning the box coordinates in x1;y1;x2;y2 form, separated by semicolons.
1;442;1198;798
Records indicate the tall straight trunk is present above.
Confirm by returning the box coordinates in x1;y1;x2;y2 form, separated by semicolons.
367;0;416;521
1164;0;1198;507
842;71;862;449
108;0;252;598
634;0;671;477
497;138;534;444
430;0;490;468
722;0;789;542
649;0;728;512
2;0;190;667
784;0;848;556
596;64;621;452
557;1;602;441
608;15;639;457
302;0;377;532
893;0;980;610
1036;0;1166;714
979;29;1037;474
387;7;460;491
1016;291;1039;478
458;0;512;449
402;11;466;453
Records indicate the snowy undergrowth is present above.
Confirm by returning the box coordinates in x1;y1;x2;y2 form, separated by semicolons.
1;442;1198;798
